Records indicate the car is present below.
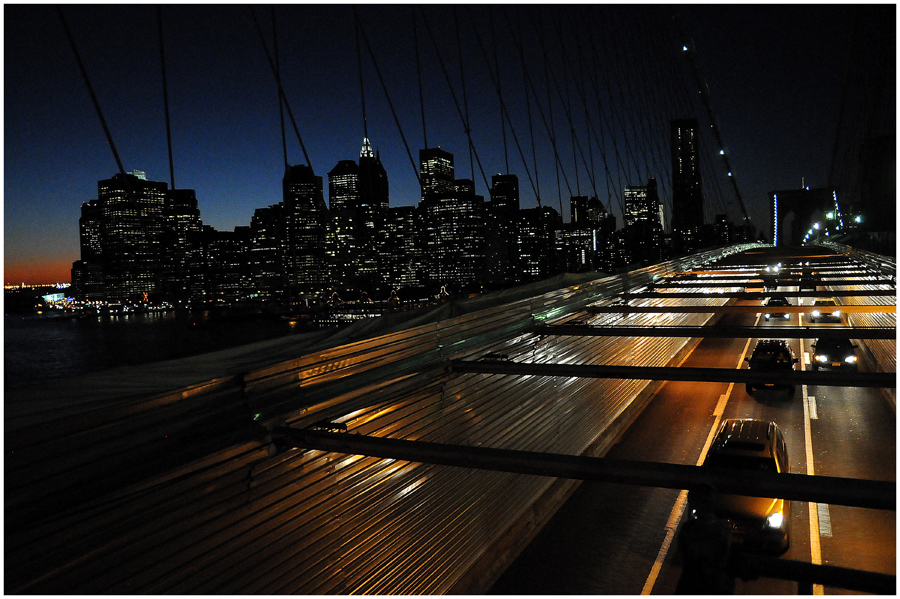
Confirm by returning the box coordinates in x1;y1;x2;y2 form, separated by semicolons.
763;297;792;321
692;419;791;555
744;339;798;396
808;297;842;323
812;338;859;371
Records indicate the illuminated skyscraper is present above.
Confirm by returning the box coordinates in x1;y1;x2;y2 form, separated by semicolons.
92;171;168;300
624;178;664;264
486;174;520;287
283;164;328;298
419;147;454;201
418;148;485;289
328;159;361;289
248;203;286;301
671;118;704;234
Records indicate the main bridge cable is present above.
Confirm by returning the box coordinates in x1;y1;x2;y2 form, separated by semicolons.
675;12;751;226
56;6;128;185
248;6;313;173
353;6;421;188
418;7;490;193
464;7;540;204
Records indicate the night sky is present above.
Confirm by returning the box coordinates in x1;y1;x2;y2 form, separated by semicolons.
4;4;895;284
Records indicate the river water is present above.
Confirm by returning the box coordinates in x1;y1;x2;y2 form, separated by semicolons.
4;310;303;390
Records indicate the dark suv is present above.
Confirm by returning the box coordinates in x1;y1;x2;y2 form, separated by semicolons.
812;338;859;371
744;339;798;396
693;419;791;555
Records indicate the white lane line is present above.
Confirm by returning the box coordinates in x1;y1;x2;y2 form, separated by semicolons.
800;337;825;595
817;504;833;538
641;324;758;595
808;395;818;420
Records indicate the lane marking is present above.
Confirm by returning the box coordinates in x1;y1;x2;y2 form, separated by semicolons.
808;395;818;420
641;320;758;595
800;337;825;595
817;503;833;538
713;393;729;416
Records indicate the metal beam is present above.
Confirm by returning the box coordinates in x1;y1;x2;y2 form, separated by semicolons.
623;290;896;299
534;324;897;340
734;554;895;595
650;279;896;287
274;428;895;510
451;359;896;388
586;305;896;314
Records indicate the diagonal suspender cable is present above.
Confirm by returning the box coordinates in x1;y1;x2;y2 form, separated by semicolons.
454;7;475;183
355;17;369;142
503;6;582;208
465;7;540;203
249;6;313;172
57;6;127;180
353;7;421;187
418;7;489;192
412;8;428;151
513;10;541;203
271;7;288;171
157;7;175;189
489;8;510;176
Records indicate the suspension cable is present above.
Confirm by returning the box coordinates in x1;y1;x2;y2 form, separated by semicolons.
353;7;421;187
465;7;540;203
674;13;751;225
249;6;313;172
418;7;489;192
57;6;127;180
412;8;428;151
157;7;175;189
355;17;369;142
489;7;509;175
271;7;288;171
453;7;474;182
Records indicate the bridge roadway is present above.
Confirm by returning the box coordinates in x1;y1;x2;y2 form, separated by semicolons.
5;242;894;594
490;253;896;594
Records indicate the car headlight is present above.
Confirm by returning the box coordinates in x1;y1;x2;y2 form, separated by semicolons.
765;313;771;318
845;355;858;363
815;354;829;362
812;310;821;317
832;310;841;317
766;511;784;529
783;313;790;319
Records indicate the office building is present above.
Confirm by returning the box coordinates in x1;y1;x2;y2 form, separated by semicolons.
283;164;328;299
671;119;704;240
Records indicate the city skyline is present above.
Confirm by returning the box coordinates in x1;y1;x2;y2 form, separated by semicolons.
5;4;893;284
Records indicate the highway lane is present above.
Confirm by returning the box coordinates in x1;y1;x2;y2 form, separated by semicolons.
489;296;895;594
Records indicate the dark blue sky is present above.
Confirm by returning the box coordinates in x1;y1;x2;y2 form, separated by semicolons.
4;4;894;283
